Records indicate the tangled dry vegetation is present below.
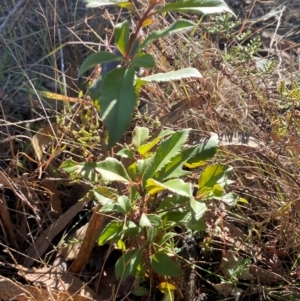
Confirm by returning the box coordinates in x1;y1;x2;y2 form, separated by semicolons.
1;0;300;300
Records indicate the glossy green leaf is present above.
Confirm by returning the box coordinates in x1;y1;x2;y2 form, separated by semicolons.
140;213;152;228
100;202;124;213
146;178;193;197
138;137;161;156
189;198;207;221
116;148;135;159
198;164;232;189
123;221;140;237
214;192;238;206
139;20;196;49
132;53;155;68
143;130;189;183
157;195;188;212
118;1;135;11
161;211;189;225
145;179;165;195
93;186;118;205
137;129;174;156
115;249;143;280
157;232;177;246
158;129;175;137
128;159;147;182
99;195;131;213
212;183;224;196
151;251;181;276
100;67;136;148
117;195;132;213
95;157;131;183
98;220;122;245
147;214;162;227
79;52;122;76
155;147;194;182
85;0;128;7
60;159;99;181
156;135;218;181
132;126;149;149
146;227;157;244
135;78;147;99
114;21;130;56
141;67;202;82
187;215;207;231
185;134;219;167
140;213;162;228
117;239;126;251
158;0;235;16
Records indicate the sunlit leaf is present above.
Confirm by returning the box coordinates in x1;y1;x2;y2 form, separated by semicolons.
146;227;157;244
146;178;193;197
148;215;162;227
32;125;59;162
141;18;155;28
117;239;126;251
140;213;152;228
132;126;149;149
85;0;128;7
116;148;135;159
185;133;219;168
189;198;207;221
146;179;165;195
93;186;118;205
214;192;238;206
158;282;177;294
143;130;189;183
95;157;131;183
114;21;130;56
60;159;99;182
198;164;232;189
238;197;249;204
158;0;235;16
141;67;202;82
128;160;147;181
99;202;121;213
159;282;176;301
123;221;140;237
212;183;224;196
98;220;122;245
118;196;132;213
138;137;161;156
118;1;135;11
157;134;218;181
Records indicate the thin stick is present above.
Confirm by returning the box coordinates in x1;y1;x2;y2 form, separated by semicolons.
0;0;32;35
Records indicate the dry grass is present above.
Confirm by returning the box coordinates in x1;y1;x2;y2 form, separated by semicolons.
1;0;300;300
